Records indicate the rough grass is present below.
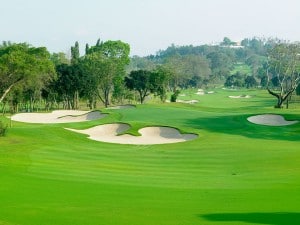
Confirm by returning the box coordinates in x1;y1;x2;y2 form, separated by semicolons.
230;63;252;75
0;88;300;225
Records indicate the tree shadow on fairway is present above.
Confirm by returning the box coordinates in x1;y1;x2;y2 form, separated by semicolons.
185;114;300;141
200;212;300;225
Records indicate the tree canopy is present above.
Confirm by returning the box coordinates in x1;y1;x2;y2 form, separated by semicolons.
266;43;300;108
0;43;55;104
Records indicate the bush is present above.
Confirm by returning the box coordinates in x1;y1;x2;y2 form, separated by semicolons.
170;90;180;102
0;121;8;137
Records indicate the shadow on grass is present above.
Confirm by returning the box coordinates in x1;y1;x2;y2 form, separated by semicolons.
185;114;300;141
201;212;300;225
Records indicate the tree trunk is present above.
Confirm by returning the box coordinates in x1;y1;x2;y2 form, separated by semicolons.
275;97;284;108
104;89;110;108
0;84;15;104
74;91;79;109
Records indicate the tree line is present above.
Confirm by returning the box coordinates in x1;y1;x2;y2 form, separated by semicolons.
1;37;300;113
0;39;172;113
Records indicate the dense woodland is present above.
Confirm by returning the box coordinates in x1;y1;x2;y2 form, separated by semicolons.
1;37;300;113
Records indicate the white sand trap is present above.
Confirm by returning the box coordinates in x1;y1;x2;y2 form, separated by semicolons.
176;99;199;104
66;123;198;145
229;95;251;99
11;110;105;124
107;105;135;110
247;114;299;126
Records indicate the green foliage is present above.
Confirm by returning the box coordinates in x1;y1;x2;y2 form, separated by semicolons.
127;55;156;73
221;37;235;46
0;120;7;136
0;43;56;104
125;68;169;103
267;43;300;108
71;41;80;64
52;63;83;109
224;72;246;88
207;51;234;78
125;70;152;104
245;75;258;88
163;54;211;89
81;39;130;107
50;52;70;66
170;90;180;102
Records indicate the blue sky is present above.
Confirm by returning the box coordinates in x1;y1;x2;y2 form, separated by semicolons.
2;0;300;56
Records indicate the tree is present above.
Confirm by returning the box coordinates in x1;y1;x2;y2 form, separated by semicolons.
163;54;211;90
50;52;70;66
0;43;56;104
82;53;121;107
221;37;234;46
224;72;245;88
127;55;156;73
53;64;83;109
149;66;169;102
82;40;130;107
266;43;300;108
125;68;169;104
71;41;80;64
125;70;152;104
207;51;235;79
244;76;258;88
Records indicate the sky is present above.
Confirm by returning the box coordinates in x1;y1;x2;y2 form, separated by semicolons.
1;0;300;56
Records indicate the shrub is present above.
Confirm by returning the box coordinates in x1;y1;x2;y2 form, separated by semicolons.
0;121;8;137
170;90;180;102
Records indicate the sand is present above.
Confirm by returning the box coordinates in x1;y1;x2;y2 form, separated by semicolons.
195;89;205;95
247;114;299;126
176;100;199;104
66;123;198;145
11;110;105;124
106;105;136;110
229;95;251;99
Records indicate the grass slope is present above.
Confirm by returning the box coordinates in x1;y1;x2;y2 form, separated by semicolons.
0;89;300;225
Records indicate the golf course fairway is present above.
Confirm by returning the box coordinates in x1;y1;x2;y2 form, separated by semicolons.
1;88;300;225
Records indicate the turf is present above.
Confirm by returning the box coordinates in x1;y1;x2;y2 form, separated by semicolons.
0;88;300;225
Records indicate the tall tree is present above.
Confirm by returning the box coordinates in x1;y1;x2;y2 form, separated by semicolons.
266;43;300;108
149;66;169;101
71;41;80;64
83;40;130;107
0;43;55;104
54;64;83;109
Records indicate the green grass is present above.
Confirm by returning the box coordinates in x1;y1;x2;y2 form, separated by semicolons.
231;63;252;75
1;88;300;225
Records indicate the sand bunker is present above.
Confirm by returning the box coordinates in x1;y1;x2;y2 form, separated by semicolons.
176;99;199;104
11;110;105;124
195;89;205;95
247;114;299;126
229;95;251;99
107;105;135;110
66;123;198;145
